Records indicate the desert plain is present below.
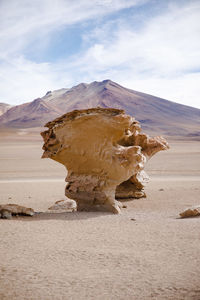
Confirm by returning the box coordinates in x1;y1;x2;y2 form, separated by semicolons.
0;129;200;300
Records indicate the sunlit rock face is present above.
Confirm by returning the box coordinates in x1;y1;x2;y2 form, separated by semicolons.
41;108;169;214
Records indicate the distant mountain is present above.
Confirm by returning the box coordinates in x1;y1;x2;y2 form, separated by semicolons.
0;98;63;128
0;80;200;137
0;103;12;116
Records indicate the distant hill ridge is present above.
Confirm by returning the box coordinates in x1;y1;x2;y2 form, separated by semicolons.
0;103;12;116
0;79;200;137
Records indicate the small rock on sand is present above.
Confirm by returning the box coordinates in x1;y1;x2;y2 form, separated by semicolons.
0;204;34;219
180;206;200;218
48;199;77;212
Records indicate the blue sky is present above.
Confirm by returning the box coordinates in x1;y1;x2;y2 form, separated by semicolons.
0;0;199;108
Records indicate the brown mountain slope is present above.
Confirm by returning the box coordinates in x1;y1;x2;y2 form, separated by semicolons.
0;98;62;128
0;103;12;116
0;80;199;137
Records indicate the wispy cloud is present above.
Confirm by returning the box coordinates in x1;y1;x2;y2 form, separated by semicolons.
0;0;199;108
0;56;73;103
67;0;200;107
0;0;146;103
0;0;143;55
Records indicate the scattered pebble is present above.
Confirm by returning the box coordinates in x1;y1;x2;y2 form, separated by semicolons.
159;188;164;191
48;199;77;212
0;204;35;219
180;206;200;218
130;218;136;221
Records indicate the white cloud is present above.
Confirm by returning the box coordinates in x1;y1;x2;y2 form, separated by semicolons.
0;56;73;103
0;0;147;103
75;1;200;73
0;0;144;55
63;0;200;108
0;0;200;109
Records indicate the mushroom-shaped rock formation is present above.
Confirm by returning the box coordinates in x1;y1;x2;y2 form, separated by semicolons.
41;108;169;214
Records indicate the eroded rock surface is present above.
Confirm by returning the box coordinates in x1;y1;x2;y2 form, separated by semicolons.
41;108;169;213
0;204;34;219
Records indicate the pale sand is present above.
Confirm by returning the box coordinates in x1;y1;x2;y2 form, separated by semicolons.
0;131;200;300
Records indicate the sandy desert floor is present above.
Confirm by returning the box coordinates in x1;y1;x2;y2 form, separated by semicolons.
0;129;200;300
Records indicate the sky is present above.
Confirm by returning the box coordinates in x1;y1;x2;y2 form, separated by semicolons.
0;0;199;108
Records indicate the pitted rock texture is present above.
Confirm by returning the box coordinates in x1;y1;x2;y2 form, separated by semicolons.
0;204;34;219
41;108;169;213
